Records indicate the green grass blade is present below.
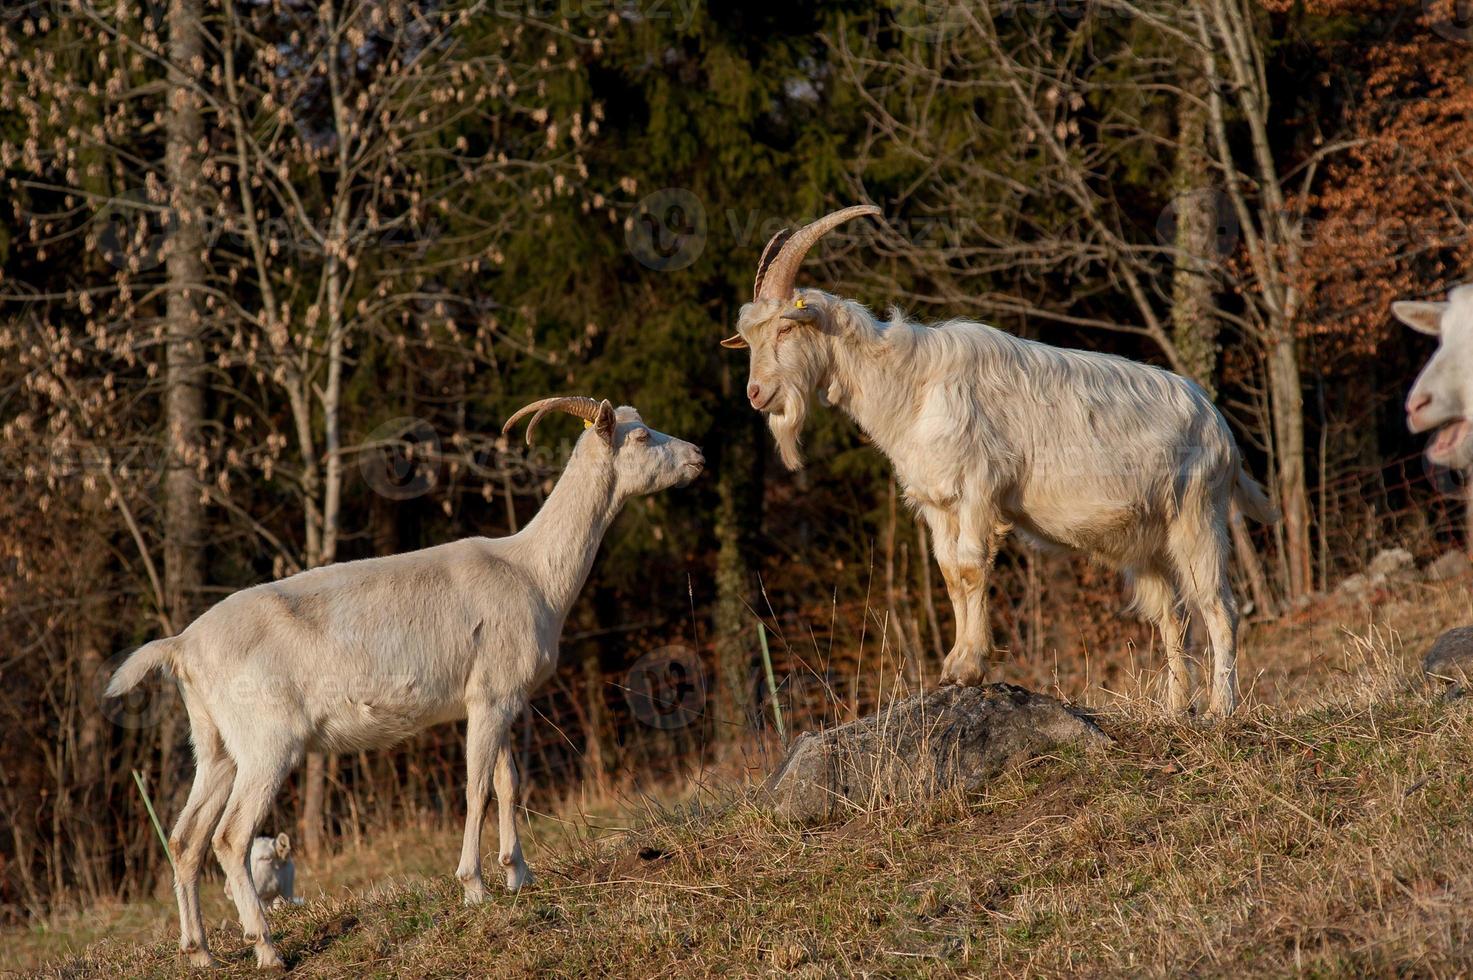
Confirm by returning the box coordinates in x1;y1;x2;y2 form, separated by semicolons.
758;622;786;742
131;769;175;876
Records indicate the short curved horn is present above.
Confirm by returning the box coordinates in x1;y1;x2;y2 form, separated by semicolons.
502;395;603;445
754;205;882;302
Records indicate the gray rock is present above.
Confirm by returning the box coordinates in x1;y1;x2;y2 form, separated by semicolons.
1337;547;1426;598
762;684;1109;824
1368;547;1417;582
1424;627;1473;696
1426;550;1472;583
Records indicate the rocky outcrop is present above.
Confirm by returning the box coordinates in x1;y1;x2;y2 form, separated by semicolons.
762;684;1109;824
1424;626;1473;699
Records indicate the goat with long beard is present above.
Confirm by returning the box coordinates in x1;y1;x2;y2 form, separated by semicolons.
722;206;1278;717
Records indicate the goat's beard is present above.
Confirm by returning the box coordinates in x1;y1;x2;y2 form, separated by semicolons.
767;389;811;472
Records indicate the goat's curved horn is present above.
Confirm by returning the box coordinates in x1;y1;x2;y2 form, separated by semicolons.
753;204;882;302
502;395;603;446
752;227;793;299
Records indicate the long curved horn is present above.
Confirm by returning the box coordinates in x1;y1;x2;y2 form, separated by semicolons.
502;395;603;445
752;227;792;299
753;204;882;302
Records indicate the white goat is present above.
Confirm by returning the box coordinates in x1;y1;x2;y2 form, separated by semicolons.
1396;285;1473;470
223;834;297;910
721;206;1277;717
106;396;703;970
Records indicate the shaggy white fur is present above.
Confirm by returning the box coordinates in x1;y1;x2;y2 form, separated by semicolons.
106;400;703;970
731;288;1276;717
1396;285;1473;470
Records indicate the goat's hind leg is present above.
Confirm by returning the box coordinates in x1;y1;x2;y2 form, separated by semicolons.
1169;518;1239;717
214;750;297;970
494;739;530;891
171;700;236;968
1132;571;1190;715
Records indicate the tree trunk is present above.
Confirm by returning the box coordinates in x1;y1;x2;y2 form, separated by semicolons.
714;402;762;743
163;0;206;631
1171;71;1276;616
1170;74;1219;395
299;752;326;861
1268;333;1312;599
158;0;208;895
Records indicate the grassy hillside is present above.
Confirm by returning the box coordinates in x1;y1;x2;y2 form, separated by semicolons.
18;580;1473;977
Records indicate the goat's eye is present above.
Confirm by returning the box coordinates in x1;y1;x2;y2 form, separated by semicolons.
776;324;795;339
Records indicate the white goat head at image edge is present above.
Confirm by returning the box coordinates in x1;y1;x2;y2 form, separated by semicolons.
105;396;703;970
1396;285;1473;470
722;206;1278;717
222;834;297;910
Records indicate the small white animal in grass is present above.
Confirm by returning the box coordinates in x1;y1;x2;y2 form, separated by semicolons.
223;833;300;910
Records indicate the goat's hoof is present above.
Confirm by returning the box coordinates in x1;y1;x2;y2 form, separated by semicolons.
182;947;217;969
254;944;285;971
461;881;487;905
505;864;532;893
939;664;987;687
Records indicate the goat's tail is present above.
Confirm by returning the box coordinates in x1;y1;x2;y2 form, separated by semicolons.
105;637;180;698
1233;469;1279;525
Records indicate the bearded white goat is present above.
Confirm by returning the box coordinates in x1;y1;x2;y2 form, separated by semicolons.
1396;285;1473;470
105;397;703;970
722;206;1277;717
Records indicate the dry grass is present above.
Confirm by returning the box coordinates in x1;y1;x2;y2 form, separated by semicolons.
10;579;1473;978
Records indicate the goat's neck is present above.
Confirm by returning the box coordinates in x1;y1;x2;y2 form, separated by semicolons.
513;439;621;616
822;328;930;459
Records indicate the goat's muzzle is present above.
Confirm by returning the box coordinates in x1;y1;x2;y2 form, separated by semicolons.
679;448;706;486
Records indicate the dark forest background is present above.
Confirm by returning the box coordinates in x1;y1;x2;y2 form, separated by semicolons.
1;0;1470;920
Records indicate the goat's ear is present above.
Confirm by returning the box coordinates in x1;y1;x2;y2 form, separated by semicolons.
275;833;291;859
1393;301;1447;336
594;399;616;448
781;306;821;326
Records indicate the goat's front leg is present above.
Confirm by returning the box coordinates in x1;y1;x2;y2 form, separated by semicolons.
457;701;516;904
939;506;1003;688
921;507;970;675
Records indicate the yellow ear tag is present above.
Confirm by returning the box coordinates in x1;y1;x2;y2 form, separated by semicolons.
584;419;594;429
794;298;806;309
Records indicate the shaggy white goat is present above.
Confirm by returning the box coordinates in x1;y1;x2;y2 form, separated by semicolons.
223;834;297;910
1396;284;1473;470
106;396;703;970
722;207;1277;717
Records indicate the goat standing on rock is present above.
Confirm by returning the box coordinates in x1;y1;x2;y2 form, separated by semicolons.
105;396;703;970
722;206;1277;717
